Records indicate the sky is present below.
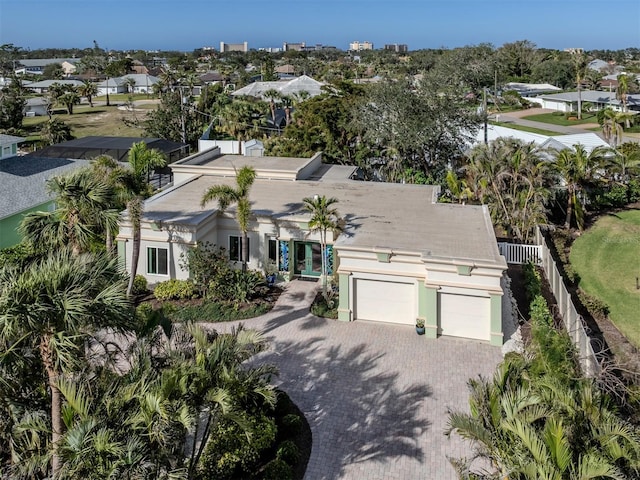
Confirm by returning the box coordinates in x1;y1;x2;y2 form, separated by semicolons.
1;0;639;53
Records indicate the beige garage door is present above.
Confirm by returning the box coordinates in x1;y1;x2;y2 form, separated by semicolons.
354;279;415;325
438;293;490;340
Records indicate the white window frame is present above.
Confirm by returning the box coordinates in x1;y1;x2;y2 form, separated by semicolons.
147;246;169;275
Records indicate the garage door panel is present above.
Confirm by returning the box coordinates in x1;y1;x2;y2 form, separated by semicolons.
439;293;490;340
354;279;415;325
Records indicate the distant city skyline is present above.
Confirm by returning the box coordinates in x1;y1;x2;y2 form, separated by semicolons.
1;0;639;53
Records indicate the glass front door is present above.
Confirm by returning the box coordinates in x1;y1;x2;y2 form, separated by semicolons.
294;242;322;276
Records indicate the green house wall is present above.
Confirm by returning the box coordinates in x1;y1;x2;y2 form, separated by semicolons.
0;201;53;249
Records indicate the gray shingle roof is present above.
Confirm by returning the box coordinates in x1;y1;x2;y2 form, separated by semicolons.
0;155;89;220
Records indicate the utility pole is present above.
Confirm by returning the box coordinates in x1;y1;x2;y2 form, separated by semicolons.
483;87;488;145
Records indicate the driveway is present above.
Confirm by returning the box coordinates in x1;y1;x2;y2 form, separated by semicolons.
211;280;503;479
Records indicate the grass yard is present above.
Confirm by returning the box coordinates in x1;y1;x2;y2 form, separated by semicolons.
489;121;560;136
570;209;640;348
21;104;149;144
522;112;598;126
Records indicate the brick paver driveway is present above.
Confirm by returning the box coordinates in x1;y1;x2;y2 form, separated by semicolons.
212;280;503;479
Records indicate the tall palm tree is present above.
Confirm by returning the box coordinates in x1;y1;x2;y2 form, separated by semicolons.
0;249;133;477
571;52;587;120
616;74;630;128
201;166;257;272
121;142;167;295
20;168;119;255
602;108;625;148
262;88;281;129
554;144;609;230
303;195;341;300
606;147;640;185
220;100;267;154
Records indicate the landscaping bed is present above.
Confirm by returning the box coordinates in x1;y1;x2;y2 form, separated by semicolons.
139;285;283;323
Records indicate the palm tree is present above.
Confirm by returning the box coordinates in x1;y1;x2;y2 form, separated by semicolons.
606;147;640;185
59;87;80;114
0;249;133;477
554;144;609;230
281;94;294;126
122;142;167;295
201;166;256;272
220;99;267;154
123;76;136;95
20;168;119;255
571;52;587;120
616;74;630;128
303;195;341;300
78;80;98;107
602;108;625;148
262;88;281;129
40;117;73;145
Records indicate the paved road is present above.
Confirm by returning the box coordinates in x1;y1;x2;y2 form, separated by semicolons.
212;280;503;480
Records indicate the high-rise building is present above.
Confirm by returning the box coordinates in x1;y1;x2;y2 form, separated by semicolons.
349;41;374;51
384;44;408;53
283;42;306;52
220;41;249;53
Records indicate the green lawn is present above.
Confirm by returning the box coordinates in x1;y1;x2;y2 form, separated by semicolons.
522;112;598;126
489;121;560;136
570;209;640;348
20;104;149;141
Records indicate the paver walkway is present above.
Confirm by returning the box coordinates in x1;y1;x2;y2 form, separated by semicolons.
210;280;503;479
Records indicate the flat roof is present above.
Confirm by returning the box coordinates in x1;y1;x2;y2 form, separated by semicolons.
141;169;502;265
206;154;312;173
0;155;90;219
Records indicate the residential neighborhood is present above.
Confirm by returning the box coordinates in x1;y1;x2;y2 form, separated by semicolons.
1;17;640;480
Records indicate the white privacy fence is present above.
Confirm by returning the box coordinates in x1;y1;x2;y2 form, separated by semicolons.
535;228;601;377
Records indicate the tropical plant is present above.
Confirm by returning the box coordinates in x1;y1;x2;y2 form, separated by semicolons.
602;108;626;148
78;80;98;107
20;168;119;255
201;166;257;272
464;138;552;242
616;74;631;128
122;142;167;295
553;144;610;230
40;117;73;145
0;248;133;477
58;88;80;115
303;195;341;300
262;88;281;129
219;99;268;153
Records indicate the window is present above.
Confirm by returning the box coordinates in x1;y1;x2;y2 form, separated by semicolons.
268;238;278;263
229;236;250;262
147;247;168;275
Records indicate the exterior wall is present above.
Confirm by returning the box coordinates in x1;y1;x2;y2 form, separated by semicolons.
1;142;19;159
0;201;53;249
336;246;505;344
198;139;241;154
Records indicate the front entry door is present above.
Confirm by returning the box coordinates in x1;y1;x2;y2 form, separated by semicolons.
294;242;322;277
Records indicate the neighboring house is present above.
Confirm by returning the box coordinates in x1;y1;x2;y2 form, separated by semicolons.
117;148;508;345
121;74;160;94
26;79;84;94
587;59;622;75
532;90;640;113
14;58;81;76
0;153;89;249
23;97;50;117
472;125;610;154
231;74;325;100
199;71;224;85
503;82;562;97
96;77;127;96
96;75;159;95
0;134;25;160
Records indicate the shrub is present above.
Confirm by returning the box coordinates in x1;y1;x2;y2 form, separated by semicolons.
262;458;293;480
199;413;277;480
578;288;609;319
310;293;338;319
211;269;266;304
280;414;303;437
131;274;148;296
276;440;300;465
522;262;541;303
0;243;35;268
179;242;229;297
169;300;272;323
592;184;629;209
153;279;196;301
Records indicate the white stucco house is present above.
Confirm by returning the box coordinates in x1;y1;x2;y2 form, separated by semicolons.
117;149;508;345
